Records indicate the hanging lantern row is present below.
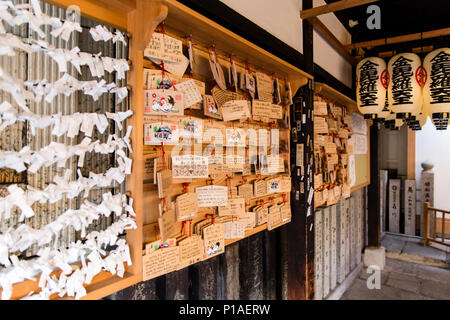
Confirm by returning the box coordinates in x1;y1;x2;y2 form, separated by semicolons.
356;48;450;131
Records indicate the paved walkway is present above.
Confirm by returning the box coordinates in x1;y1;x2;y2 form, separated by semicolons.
381;233;449;267
341;258;450;300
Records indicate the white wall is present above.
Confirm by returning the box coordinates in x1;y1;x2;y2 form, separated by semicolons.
313;0;352;88
415;118;450;210
219;0;303;53
219;0;352;87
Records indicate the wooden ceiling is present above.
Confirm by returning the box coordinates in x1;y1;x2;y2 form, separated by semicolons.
303;0;450;61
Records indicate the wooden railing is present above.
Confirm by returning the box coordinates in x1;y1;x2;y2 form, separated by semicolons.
422;203;450;247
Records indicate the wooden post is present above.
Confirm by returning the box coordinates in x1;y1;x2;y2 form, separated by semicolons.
367;123;380;246
286;0;314;300
422;202;430;246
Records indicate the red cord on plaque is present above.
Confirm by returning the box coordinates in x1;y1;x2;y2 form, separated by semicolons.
182;182;190;193
181;220;192;237
282;193;287;204
269;196;275;206
206;213;215;224
226;174;232;195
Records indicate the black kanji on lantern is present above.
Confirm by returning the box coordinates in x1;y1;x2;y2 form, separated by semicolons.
359;60;380;107
392;56;414;105
430;51;450;104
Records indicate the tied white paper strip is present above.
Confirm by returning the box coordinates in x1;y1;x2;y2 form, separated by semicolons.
0;100;133;136
0;0;81;41
0;213;136;300
29;39;130;79
25;73;128;104
0;33;129;79
89;25;127;46
0;153;132;222
0;126;132;173
0;192;135;261
0;66;34;112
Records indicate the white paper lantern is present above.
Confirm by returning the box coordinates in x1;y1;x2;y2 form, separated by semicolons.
356;57;387;118
423;48;450;129
388;53;423;120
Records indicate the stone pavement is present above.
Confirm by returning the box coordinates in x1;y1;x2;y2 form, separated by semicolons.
341;258;450;300
381;233;449;267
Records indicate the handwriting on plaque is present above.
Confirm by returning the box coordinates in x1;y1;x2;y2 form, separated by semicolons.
218;198;245;216
224;221;245;239
254;179;268;197
172;155;208;179
157;169;172;198
158;209;181;241
252;100;271;121
178;235;204;269
221;100;251;121
238;212;256;230
174;79;203;108
196;185;228;207
255;206;268;225
176;192;199;221
238;184;253;200
267;205;282;231
143;246;180;281
255;72;274;102
314;101;328;116
144;32;184;63
314;116;329;134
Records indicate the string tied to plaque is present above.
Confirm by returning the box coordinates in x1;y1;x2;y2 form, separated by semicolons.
160;142;167;170
269;196;275;206
182;182;190;193
226;174;232;195
206;213;215;224
181;219;192;237
282;193;287;204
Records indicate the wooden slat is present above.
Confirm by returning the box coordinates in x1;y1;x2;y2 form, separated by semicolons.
309;17;357;66
300;0;379;20
314;82;357;113
164;0;312;93
407;129;416;180
346;27;450;50
44;0;128;29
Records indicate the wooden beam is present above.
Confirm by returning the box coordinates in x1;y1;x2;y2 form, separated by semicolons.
310;17;357;66
300;0;379;20
367;123;380;247
44;0;128;29
407;129;416;180
346;27;450;50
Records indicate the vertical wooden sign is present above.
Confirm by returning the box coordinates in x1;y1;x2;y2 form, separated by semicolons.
379;170;388;233
404;180;416;235
350;196;356;271
330;204;337;291
388;179;401;233
421;172;434;236
323;207;330;297
344;198;350;277
314;209;323;300
338;199;346;283
356;190;363;264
